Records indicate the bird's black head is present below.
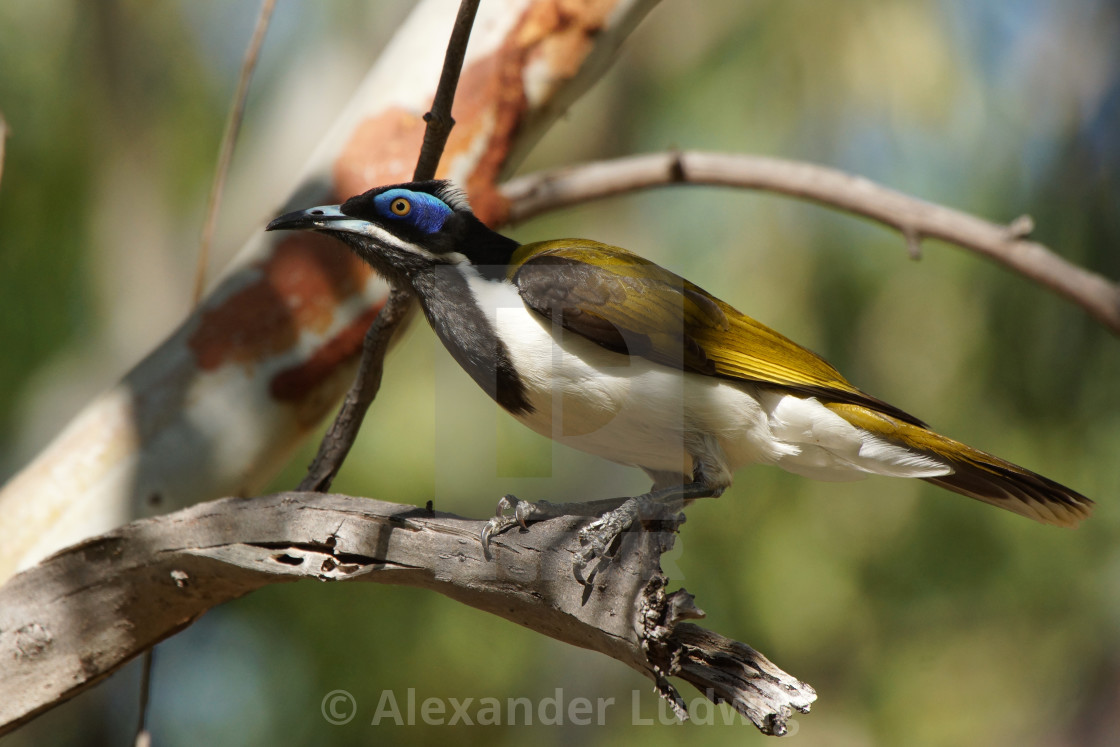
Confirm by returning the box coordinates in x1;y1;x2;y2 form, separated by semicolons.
266;180;518;283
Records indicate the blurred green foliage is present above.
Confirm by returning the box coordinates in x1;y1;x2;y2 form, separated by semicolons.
2;1;1118;745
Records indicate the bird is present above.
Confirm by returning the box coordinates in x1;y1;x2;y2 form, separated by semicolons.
267;180;1092;580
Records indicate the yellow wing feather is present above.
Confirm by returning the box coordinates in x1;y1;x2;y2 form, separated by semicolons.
512;239;921;423
512;241;851;387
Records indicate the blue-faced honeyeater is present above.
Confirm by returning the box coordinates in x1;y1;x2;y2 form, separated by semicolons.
267;181;1091;576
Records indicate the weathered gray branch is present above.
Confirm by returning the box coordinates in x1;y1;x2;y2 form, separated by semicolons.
502;151;1120;336
0;492;815;736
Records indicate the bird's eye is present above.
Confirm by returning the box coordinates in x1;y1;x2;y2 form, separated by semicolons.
390;198;411;216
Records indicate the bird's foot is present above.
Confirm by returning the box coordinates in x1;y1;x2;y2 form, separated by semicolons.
480;494;632;558
481;494;564;557
481;485;704;583
572;494;685;585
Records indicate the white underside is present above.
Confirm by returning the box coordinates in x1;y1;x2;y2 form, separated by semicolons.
466;271;950;487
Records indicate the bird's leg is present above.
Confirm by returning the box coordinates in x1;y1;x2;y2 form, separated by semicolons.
483;440;732;581
480;469;706;551
574;442;731;584
572;479;720;585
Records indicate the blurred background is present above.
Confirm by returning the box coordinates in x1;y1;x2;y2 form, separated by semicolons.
2;0;1118;745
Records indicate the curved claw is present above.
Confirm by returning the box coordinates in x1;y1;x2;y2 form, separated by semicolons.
495;493;518;517
513;498;539;529
480;494;522;558
480;518;498;553
572;554;593;586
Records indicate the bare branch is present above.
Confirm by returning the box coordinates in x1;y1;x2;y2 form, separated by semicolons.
413;0;481;182
298;0;480;492
0;493;815;736
502;152;1120;336
192;0;276;305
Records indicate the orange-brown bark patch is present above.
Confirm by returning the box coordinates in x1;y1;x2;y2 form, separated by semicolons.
452;0;620;225
269;302;382;405
444;49;527;225
189;232;370;372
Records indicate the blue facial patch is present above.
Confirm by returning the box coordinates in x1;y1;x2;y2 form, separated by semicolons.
374;188;453;233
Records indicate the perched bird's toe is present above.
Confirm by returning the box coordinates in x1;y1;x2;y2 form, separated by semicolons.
481;495;571;556
572;499;641;584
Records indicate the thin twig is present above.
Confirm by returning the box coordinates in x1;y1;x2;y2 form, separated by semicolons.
133;648;153;747
0;112;9;191
414;0;481;182
501;151;1120;336
192;0;276;305
299;0;481;491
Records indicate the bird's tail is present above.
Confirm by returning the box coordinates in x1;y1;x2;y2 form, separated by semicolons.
921;449;1091;527
828;403;1093;527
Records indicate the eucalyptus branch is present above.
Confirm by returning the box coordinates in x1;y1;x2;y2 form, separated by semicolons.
501;151;1120;336
0;492;815;736
299;0;481;492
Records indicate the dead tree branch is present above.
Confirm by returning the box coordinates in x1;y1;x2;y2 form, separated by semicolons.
502;151;1120;336
0;493;815;736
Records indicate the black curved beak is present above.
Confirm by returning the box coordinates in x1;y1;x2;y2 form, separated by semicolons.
266;205;348;232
